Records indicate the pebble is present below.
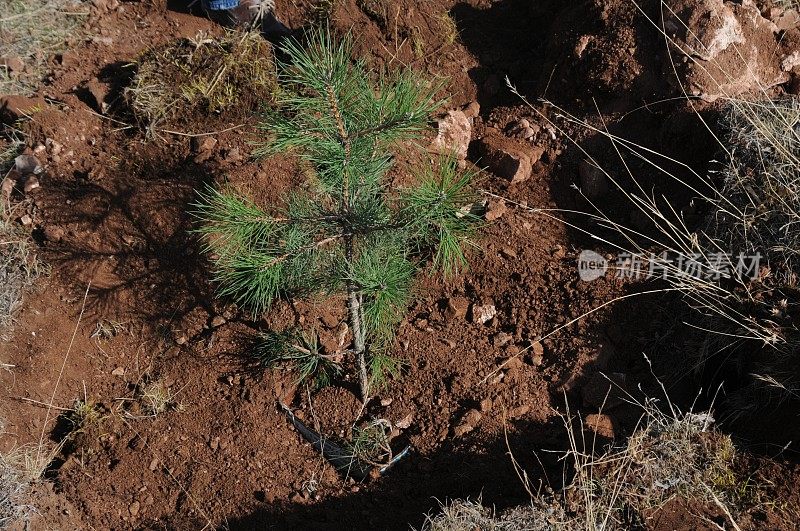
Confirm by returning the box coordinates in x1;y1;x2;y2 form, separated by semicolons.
210;316;226;327
492;331;512;347
484;199;507;221
471;303;496;324
530;341;545;366
43;225;65;242
14;154;42;175
128;501;140;516
111;367;125;377
445;297;469;319
509;405;530;418
586;413;615;439
23;175;40;194
479;398;493;412
462;101;480;118
1;177;14;198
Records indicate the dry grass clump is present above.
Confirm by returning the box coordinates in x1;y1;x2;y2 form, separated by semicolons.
516;89;800;423
0;0;88;95
0;451;34;528
695;98;800;418
422;397;747;530
136;380;182;417
0;211;43;340
566;401;744;529
126;31;278;136
421;498;565;531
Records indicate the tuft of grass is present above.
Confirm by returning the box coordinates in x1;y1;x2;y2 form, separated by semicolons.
0;211;44;340
565;402;743;528
421;498;564;531
0;450;34;528
253;329;342;389
357;0;389;27
510;82;800;423
347;419;392;466
422;392;750;530
90;319;130;341
137;380;182;417
0;0;88;95
126;31;278;136
67;399;104;435
311;0;339;22
437;13;459;46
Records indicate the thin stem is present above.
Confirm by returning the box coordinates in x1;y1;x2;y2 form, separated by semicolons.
345;235;369;402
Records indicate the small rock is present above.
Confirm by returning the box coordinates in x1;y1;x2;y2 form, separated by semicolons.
46;138;63;157
492;331;512;347
23;175;40;194
477;134;540;184
43;225;65;242
191;136;218;153
445;297;470;319
430;109;472;160
175;335;188;346
508;405;530;419
1;56;24;74
380;397;393;407
499;247;517;259
210;316;226;328
771;8;800;31
530;341;545;366
578;161;608;200
462;408;482;426
223;148;243;164
111;367;125;377
19;215;32;227
479;398;493;412
484;199;507;221
128;501;140;516
85;79;110;114
396;412;414;429
210;437;220;451
148;458;159;471
585;413;615;439
1;177;14;199
498;356;523;371
32;144;46;156
471;303;496;325
14;154;42;175
453;423;474;437
91;36;114;46
462;101;480;118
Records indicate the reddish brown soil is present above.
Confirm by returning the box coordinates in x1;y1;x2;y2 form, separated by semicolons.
2;0;800;530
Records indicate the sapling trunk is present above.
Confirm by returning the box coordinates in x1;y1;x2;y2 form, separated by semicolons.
346;235;370;402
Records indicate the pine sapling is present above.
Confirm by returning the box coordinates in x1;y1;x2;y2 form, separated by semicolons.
194;29;480;402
